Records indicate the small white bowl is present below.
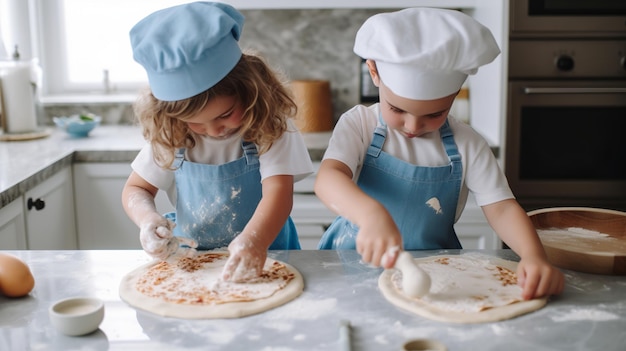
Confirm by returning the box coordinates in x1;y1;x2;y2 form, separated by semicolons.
49;297;105;336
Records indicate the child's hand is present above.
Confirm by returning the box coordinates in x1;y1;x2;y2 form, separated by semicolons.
516;256;565;300
221;234;267;282
355;214;402;268
139;213;176;260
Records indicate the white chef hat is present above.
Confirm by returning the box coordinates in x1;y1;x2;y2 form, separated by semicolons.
354;7;500;100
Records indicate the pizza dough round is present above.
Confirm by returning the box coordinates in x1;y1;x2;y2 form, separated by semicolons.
119;251;304;319
378;254;548;323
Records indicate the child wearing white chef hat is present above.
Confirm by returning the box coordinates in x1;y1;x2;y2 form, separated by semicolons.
315;7;564;300
122;2;313;282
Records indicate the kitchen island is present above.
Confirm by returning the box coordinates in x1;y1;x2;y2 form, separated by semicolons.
1;249;624;350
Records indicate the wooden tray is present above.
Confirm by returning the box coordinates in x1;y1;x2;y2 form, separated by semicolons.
0;128;51;141
528;207;626;275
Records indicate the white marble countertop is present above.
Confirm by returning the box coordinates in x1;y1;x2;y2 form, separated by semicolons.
0;126;146;207
2;249;625;351
0;126;331;209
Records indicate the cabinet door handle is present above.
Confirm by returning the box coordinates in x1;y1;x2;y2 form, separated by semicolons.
27;197;46;211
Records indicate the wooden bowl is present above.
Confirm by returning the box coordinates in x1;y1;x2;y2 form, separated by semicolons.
528;207;626;275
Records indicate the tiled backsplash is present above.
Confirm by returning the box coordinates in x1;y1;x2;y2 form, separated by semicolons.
43;9;391;127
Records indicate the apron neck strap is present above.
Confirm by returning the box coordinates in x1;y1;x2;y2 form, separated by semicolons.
172;148;185;169
367;114;387;157
241;141;259;165
439;120;461;163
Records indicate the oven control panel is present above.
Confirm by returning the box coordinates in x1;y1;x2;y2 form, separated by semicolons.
509;40;626;79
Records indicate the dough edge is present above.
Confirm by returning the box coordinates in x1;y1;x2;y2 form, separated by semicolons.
119;253;304;319
378;254;548;324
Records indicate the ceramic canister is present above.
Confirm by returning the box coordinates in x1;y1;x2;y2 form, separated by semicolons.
290;80;334;133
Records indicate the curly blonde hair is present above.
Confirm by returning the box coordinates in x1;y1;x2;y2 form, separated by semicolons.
133;53;297;169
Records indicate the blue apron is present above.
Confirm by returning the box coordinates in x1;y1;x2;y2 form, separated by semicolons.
165;141;300;250
318;118;462;250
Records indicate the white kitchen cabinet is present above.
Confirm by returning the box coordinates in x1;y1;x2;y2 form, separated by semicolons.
291;163;336;249
24;166;77;249
291;193;336;250
73;163;173;249
455;194;501;249
0;197;27;249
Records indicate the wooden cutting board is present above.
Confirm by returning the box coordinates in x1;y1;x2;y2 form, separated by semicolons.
528;207;626;275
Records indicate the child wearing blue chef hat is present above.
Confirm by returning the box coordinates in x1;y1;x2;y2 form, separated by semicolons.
315;8;564;299
122;2;313;282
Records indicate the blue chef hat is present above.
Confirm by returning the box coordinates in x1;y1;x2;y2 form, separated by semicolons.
130;2;244;101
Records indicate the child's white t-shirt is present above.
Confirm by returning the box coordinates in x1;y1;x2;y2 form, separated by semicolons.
323;103;513;221
132;119;314;206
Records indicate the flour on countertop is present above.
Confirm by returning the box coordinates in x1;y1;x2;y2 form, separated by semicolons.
267;297;337;321
551;308;619;322
374;334;390;345
392;321;439;339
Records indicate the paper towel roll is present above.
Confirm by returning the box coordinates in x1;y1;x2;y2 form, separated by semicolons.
290;80;333;133
0;63;38;134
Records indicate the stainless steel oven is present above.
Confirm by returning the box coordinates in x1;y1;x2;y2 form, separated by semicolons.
510;0;626;36
506;79;626;211
506;15;626;212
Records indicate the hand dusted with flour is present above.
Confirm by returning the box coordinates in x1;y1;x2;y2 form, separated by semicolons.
122;2;313;281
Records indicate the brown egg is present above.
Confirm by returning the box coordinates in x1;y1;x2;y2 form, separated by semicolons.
0;253;35;297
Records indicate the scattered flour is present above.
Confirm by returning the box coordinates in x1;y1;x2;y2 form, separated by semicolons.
230;186;241;199
267;297;337;321
551;308;620;322
204;328;236;344
293;334;306;341
537;227;626;253
374;334;390;345
392;321;439;339
538;227;611;239
264;321;294;333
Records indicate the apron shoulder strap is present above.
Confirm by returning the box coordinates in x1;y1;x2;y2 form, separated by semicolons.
367;114;387;157
172;148;185;169
241;141;260;165
439;119;462;176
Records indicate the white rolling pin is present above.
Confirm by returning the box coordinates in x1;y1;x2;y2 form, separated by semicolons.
0;62;38;134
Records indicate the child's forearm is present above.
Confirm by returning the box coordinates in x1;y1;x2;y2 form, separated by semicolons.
121;173;160;227
122;187;159;227
314;160;389;229
483;199;547;259
240;175;294;249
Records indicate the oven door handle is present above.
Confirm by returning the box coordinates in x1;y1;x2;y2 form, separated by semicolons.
523;87;626;94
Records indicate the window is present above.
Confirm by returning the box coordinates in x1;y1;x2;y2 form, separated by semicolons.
34;0;191;96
